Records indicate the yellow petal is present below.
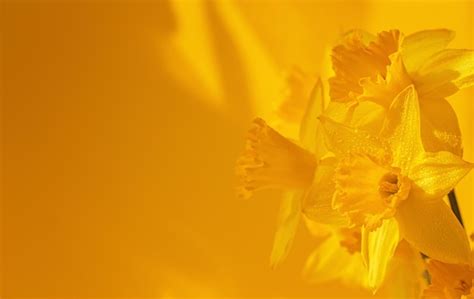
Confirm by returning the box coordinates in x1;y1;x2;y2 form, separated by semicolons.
415;49;474;99
381;85;424;175
349;101;386;136
317;101;373;158
312;125;327;163
303;157;349;227
299;77;325;156
303;234;368;288
270;191;302;268
320;45;335;104
321;101;356;124
410;151;473;199
419;97;463;156
361;226;369;268
377;241;426;298
401;29;455;74
319;115;391;161
359;52;412;108
364;218;400;292
395;195;471;264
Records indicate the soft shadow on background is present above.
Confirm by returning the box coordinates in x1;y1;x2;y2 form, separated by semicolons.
1;0;473;297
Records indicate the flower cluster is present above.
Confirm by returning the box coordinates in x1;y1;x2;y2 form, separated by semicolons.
236;29;474;298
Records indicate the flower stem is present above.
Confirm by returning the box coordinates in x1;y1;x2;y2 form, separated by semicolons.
448;189;463;227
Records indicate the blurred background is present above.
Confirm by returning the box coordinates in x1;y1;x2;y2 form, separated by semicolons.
2;0;473;297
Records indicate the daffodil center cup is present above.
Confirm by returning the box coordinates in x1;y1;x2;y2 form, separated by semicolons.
333;153;411;231
236;118;317;199
379;172;400;197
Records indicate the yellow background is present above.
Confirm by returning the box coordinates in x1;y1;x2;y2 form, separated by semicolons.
2;0;473;297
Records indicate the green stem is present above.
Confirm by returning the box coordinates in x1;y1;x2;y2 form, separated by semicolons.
448;189;463;227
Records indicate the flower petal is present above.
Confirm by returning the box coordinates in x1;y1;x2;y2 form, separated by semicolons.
415;49;474;99
303;157;349;226
319;115;391;161
303;234;368;288
381;85;424;175
410;151;473;199
420;97;463;156
299;77;326;156
359;52;412;109
401;29;455;74
363;218;400;292
270;191;302;268
312;101;350;160
349;101;386;136
395;196;471;264
377;241;426;298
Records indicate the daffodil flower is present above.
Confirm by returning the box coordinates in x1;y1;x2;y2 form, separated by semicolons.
329;29;474;156
235;67;364;268
236;28;474;295
236;78;338;267
305;84;472;291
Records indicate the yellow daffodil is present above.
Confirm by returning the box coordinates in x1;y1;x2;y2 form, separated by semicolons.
235;65;363;268
329;29;474;156
305;84;472;291
236;70;369;267
236;28;474;296
236;77;333;267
